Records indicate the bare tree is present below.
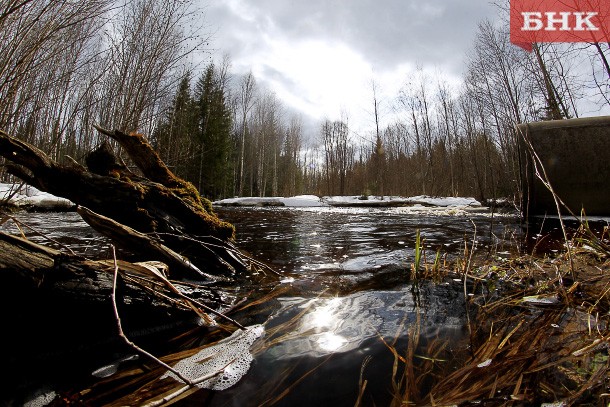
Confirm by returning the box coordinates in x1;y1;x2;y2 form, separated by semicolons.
249;91;282;196
97;0;210;133
0;1;110;133
280;115;303;196
236;71;257;196
321;117;351;195
370;79;386;197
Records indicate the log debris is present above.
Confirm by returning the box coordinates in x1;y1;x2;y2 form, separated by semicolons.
0;128;254;278
0;126;274;406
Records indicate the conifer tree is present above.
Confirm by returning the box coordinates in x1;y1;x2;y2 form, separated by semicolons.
194;64;233;198
153;72;198;180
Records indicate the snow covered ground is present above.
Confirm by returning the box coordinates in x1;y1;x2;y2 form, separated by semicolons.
214;195;483;209
323;195;481;208
214;195;324;207
0;181;486;214
0;183;74;210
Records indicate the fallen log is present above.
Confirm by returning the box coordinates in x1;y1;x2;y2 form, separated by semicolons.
0;230;232;319
76;206;226;281
0;127;274;405
0;125;280;401
0;229;244;403
0;128;255;277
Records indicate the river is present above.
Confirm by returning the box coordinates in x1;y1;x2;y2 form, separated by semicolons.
207;206;519;406
2;206;527;405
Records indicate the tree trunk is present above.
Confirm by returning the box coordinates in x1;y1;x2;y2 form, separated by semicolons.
0;127;252;277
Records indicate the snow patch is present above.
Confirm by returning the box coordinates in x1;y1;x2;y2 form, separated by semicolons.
0;183;74;210
215;195;325;207
281;195;326;207
323;195;481;207
214;195;482;209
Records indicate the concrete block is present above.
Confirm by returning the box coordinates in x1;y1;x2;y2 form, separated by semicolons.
519;116;610;216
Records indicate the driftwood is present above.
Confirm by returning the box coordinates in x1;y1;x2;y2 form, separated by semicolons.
0;127;260;278
0;229;198;336
0;127;279;404
0;230;236;317
0;227;246;402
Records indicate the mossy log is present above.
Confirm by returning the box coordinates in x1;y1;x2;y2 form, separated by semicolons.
0;230;217;310
0;128;249;277
0;229;233;398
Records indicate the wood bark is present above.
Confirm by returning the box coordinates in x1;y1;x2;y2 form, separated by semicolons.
0;230;224;314
0;128;250;277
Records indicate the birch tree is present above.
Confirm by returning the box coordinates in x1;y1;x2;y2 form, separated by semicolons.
236;71;257;196
97;0;210;134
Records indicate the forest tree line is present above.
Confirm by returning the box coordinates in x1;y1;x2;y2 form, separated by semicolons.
0;0;608;202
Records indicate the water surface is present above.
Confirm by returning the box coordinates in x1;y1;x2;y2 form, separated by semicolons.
204;206;519;405
2;206;522;405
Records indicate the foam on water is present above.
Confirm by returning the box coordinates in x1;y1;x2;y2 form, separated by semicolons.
161;324;264;390
23;391;56;407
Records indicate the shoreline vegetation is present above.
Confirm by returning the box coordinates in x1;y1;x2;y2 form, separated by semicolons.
2;181;609;405
381;225;610;406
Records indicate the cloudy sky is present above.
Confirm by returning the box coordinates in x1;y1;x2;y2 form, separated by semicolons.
204;0;500;138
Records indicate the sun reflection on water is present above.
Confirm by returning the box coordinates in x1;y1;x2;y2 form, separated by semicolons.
267;293;384;359
317;332;348;352
303;297;349;352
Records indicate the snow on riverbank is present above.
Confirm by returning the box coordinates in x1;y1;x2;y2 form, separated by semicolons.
0;181;485;213
324;195;481;207
214;195;323;207
0;183;75;210
214;195;483;209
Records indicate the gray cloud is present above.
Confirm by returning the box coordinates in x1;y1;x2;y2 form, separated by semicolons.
211;0;497;75
203;0;499;134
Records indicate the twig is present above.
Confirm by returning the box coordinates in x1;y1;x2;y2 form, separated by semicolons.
123;271;245;330
0;181;24;205
110;245;194;385
519;125;576;280
354;355;372;407
464;219;477;341
6;215;76;255
154;232;280;276
140;385;192;407
109;244;244;405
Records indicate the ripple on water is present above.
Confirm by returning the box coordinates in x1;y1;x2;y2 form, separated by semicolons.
262;282;465;361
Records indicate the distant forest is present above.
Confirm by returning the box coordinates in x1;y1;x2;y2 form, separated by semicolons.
1;0;608;202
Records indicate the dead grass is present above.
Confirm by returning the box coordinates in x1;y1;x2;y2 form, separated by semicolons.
367;224;610;407
69;223;610;407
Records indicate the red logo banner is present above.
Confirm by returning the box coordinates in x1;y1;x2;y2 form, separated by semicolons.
510;0;610;51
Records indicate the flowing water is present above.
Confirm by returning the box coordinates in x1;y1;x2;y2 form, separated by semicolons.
206;206;520;406
2;206;527;405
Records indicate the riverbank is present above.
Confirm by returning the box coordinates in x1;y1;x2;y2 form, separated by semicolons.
386;223;610;406
0;183;74;211
0;182;499;214
431;251;609;405
214;194;485;208
2;200;608;406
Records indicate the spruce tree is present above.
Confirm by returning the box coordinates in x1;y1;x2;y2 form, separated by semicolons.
153;73;198;180
194;64;233;199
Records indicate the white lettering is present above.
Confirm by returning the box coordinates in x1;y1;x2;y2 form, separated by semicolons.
545;12;571;31
574;12;599;31
521;11;601;32
522;12;543;31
